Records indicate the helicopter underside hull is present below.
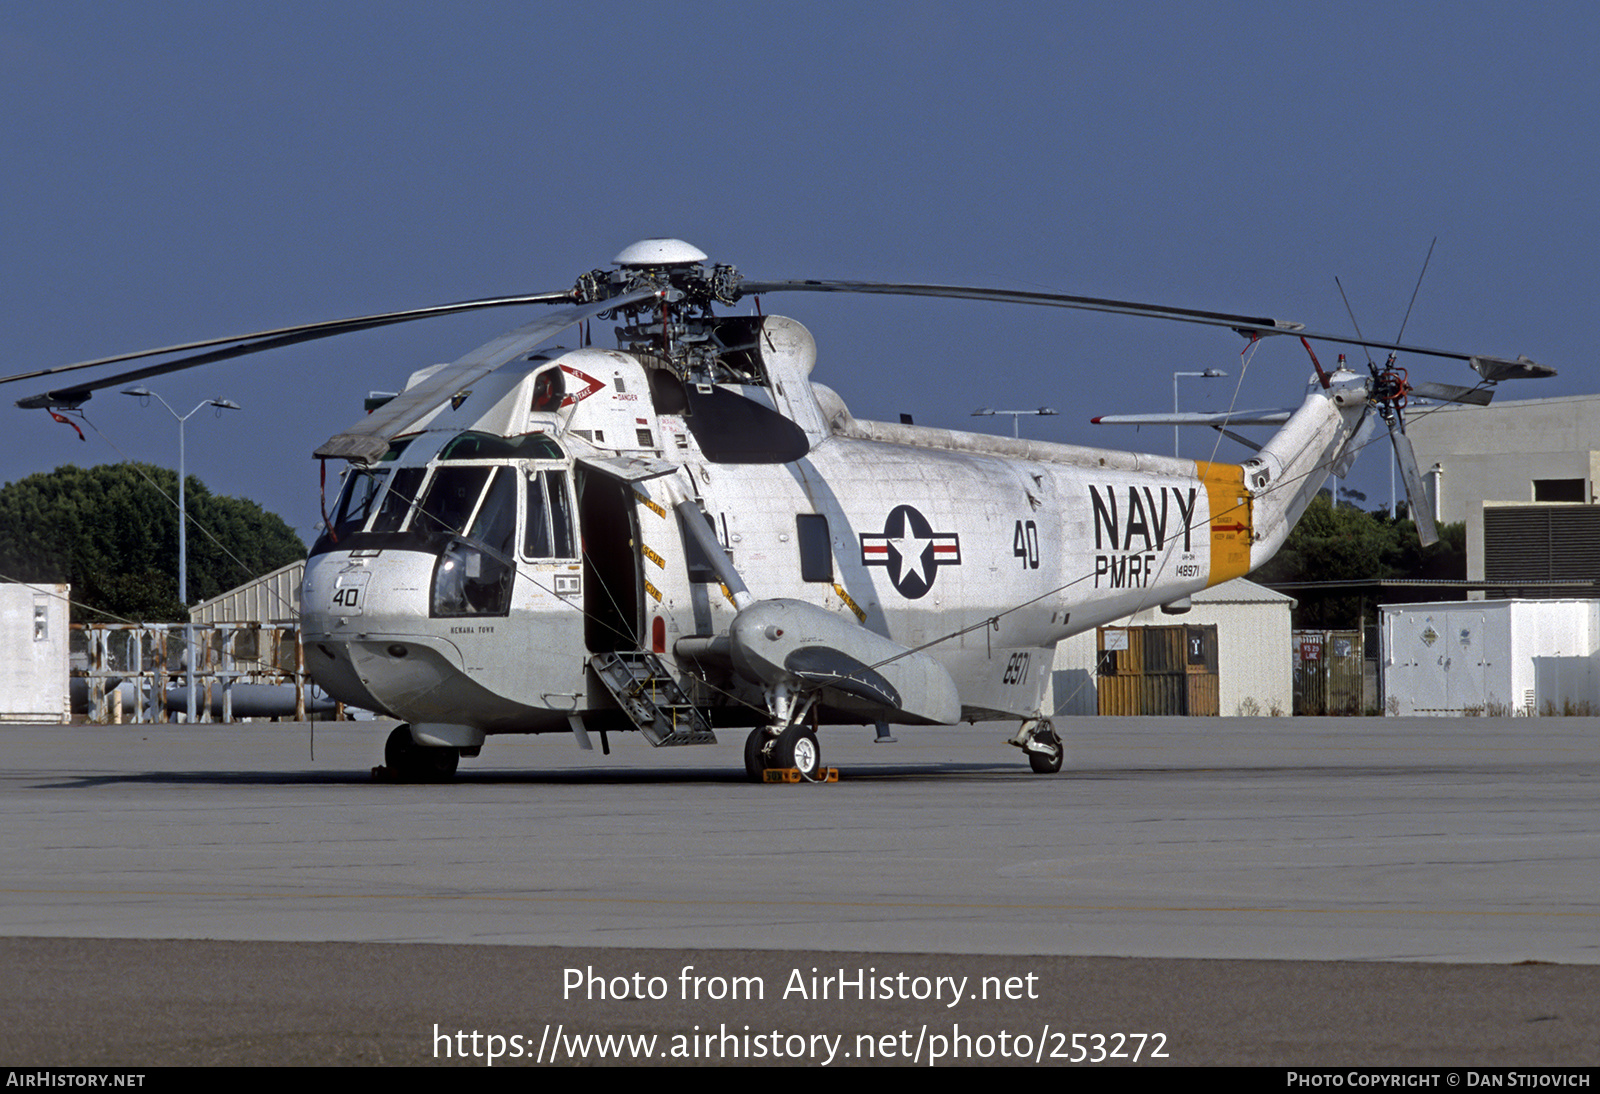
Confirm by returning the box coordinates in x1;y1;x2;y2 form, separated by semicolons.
307;634;575;733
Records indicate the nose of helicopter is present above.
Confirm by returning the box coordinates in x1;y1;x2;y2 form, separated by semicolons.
300;545;589;731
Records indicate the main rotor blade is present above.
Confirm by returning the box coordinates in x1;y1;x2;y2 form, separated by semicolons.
1;289;575;394
1389;422;1440;547
737;279;1297;335
1091;408;1293;426
1409;380;1494;406
16;316;405;409
314;288;659;463
738;279;1551;374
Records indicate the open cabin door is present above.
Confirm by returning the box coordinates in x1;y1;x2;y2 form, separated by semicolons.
576;467;644;653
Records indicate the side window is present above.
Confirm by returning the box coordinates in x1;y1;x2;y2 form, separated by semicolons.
524;470;577;559
546;470;575;557
525;473;551;558
797;514;832;583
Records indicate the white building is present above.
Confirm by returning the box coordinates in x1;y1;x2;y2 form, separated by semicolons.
1051;578;1295;717
1403;393;1600;595
1;582;70;722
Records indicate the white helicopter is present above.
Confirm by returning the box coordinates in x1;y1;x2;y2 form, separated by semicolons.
6;239;1552;780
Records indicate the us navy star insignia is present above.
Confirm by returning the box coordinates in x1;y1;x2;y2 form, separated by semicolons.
860;504;960;599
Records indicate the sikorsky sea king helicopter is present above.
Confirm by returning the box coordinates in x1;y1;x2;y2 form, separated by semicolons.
5;240;1553;780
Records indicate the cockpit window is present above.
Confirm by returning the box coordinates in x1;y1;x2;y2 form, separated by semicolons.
415;465;492;537
329;468;388;541
378;438;413;462
438;431;564;461
430;466;518;618
369;466;426;533
467;468;518;557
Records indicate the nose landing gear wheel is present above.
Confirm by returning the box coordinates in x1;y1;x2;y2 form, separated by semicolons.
384;724;460;782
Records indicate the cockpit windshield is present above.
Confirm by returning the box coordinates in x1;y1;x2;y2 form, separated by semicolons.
438;431;564;461
327;467;388;542
415;465;492;538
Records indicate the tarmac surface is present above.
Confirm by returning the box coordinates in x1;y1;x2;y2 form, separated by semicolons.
2;715;1597;1065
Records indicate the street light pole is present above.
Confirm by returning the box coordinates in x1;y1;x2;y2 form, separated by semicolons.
123;387;241;722
1171;369;1227;456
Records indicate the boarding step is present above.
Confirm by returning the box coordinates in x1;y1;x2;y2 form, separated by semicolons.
588;651;717;746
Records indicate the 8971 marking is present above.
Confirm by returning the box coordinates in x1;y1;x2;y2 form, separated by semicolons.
1002;651;1031;686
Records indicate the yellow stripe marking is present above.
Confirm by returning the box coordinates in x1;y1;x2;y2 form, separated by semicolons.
633;489;666;518
833;583;866;622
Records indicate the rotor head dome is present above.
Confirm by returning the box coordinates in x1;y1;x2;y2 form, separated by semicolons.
613;238;708;267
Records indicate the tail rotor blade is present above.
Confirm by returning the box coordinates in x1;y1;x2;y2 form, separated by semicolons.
1389;422;1439;547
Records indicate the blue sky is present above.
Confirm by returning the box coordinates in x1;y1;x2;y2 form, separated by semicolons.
3;1;1594;545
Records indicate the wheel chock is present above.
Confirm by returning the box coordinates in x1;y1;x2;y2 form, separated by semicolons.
761;767;839;783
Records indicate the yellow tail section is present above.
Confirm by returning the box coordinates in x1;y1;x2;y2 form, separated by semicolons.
1197;461;1252;586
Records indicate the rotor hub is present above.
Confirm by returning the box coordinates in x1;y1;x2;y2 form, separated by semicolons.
569;241;750;384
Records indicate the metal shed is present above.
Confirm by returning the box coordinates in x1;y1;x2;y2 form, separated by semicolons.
1051;578;1295;717
189;561;303;625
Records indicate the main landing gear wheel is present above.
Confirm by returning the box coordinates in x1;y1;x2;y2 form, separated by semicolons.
773;725;821;780
744;727;771;782
1027;724;1063;774
384;724;460;782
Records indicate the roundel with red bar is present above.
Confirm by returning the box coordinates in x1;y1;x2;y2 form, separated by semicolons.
859;504;962;600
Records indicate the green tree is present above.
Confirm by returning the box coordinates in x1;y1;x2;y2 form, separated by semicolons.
1253;492;1465;629
0;463;305;623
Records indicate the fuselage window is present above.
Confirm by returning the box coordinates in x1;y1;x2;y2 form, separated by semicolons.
797;513;833;582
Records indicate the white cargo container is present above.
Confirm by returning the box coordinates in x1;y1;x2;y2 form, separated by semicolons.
1;582;70;722
1381;599;1600;716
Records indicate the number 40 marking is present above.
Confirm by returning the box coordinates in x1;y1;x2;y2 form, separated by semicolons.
1013;519;1040;569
